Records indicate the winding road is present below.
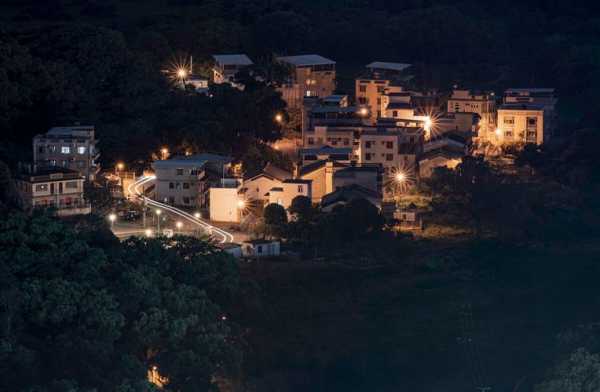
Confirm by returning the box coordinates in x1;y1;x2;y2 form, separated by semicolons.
128;175;235;244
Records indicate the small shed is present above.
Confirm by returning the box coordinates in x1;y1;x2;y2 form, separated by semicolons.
242;240;280;258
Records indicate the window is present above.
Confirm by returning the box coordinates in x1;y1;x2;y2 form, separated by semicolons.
307;137;314;145
527;131;537;139
38;146;45;153
386;154;394;161
176;168;184;175
377;110;381;117
377;98;381;105
77;146;86;154
386;141;394;149
365;141;373;148
297;185;303;193
359;85;367;93
169;182;174;189
35;184;48;192
505;131;513;137
49;145;57;153
393;110;398;117
343;139;349;146
183;182;190;189
168;196;175;204
527;117;537;127
50;160;57;166
377;86;385;93
503;117;515;125
61;146;70;154
365;153;372;161
358;97;367;104
65;181;78;189
183;197;190;204
257;245;263;253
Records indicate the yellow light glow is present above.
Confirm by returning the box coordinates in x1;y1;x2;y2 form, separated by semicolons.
495;128;502;136
194;212;201;219
155;209;162;216
161;147;169;155
116;162;125;171
176;68;188;79
108;213;117;222
395;172;406;183
145;229;153;237
176;221;183;229
358;107;369;116
424;116;432;130
237;200;246;209
275;113;283;123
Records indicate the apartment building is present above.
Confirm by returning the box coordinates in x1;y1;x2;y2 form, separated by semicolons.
300;146;353;166
277;54;336;110
504;88;556;139
209;178;243;223
447;89;497;142
33;126;99;181
153;154;232;207
355;62;413;122
15;167;90;216
356;127;424;173
212;54;253;85
496;104;545;145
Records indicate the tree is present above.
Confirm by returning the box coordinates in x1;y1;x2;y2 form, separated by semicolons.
263;203;287;238
536;348;600;392
288;195;314;222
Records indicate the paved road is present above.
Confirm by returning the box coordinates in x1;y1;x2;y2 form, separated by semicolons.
128;175;235;243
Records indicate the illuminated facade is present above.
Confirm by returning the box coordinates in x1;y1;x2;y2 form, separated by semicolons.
277;54;336;110
496;104;545;145
447;89;497;142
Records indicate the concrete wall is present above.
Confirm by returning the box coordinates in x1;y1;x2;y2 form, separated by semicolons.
209;187;240;222
497;109;544;145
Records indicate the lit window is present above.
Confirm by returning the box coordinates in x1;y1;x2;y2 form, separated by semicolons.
35;184;48;192
61;146;70;154
297;185;303;193
77;146;86;154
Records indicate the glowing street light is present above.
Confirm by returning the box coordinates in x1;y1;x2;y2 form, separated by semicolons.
108;213;117;229
274;113;283;123
194;212;201;219
358;107;369;117
160;147;169;160
495;127;502;137
395;172;406;184
176;68;188;79
116;162;125;171
145;228;153;238
176;221;183;234
237;199;246;209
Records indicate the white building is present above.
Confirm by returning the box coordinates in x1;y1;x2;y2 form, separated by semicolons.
496;104;545;145
504;88;556;140
152;154;231;208
447;89;497;142
33;126;100;181
209;178;242;223
242;240;280;258
267;179;312;209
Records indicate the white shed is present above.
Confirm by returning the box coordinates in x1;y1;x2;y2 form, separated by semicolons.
242;240;280;258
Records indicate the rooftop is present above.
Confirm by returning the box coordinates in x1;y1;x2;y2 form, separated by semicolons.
321;184;382;208
18;167;83;183
386;102;414;110
277;54;336;67
300;145;353;155
505;88;555;94
153;153;232;168
212;54;253;66
298;159;347;177
499;103;545;111
366;62;412;72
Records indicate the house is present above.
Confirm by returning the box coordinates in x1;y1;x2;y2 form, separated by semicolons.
15;167;90;216
277;54;336;110
496;103;545;145
209;178;243;223
356;127;424;174
242;240;280;258
212;54;253;85
447;88;497;142
153;154;232;208
298;160;381;203
185;77;209;93
267;179;312;209
320;184;383;212
33;125;100;181
240;163;293;203
393;206;423;230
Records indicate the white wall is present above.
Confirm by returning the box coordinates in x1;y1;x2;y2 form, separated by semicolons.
209;187;240;222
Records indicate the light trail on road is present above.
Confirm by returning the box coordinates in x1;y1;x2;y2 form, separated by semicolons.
128;175;235;244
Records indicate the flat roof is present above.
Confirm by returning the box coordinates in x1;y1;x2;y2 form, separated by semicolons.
505;88;555;93
499;103;544;111
277;54;335;66
212;54;253;66
153;153;232;168
300;146;353;155
366;62;412;72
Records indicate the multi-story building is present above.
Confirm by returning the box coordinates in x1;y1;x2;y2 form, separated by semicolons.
267;179;313;209
212;54;253;85
355;62;413;122
277;54;336;110
15;167;90;216
33;126;99;181
447;89;497;142
152;154;232;208
504;88;556;139
496;104;545;145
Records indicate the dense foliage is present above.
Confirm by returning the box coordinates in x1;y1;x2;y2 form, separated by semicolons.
0;212;241;392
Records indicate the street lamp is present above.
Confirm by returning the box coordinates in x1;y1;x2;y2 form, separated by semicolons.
176;221;183;234
155;209;162;234
394;171;407;228
108;213;117;229
160;147;169;160
116;162;125;171
145;228;153;238
194;212;201;219
237;199;246;209
274;113;283;123
358;107;369;117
